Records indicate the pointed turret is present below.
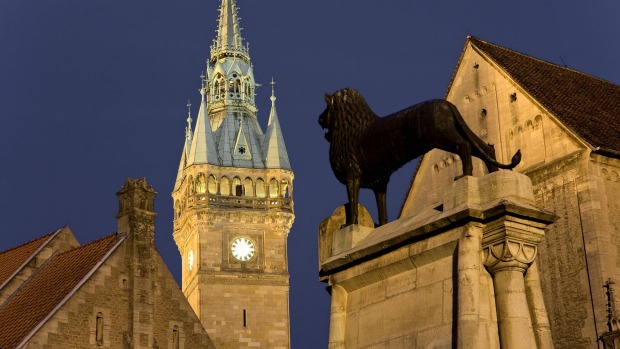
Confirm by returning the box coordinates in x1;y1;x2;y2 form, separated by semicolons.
263;80;291;169
187;79;219;166
173;143;187;191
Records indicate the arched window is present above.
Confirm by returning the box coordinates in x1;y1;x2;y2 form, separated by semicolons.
175;200;181;218
220;177;231;196
280;179;290;198
187;176;194;194
269;178;279;198
233;177;243;196
208;175;217;195
256;178;266;198
244;177;253;197
216;75;225;98
96;312;104;344
172;325;180;349
196;174;206;194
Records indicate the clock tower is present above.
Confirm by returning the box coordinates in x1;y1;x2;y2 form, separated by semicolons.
171;1;294;348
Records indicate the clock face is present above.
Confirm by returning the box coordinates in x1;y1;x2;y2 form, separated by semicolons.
231;237;255;262
188;249;194;271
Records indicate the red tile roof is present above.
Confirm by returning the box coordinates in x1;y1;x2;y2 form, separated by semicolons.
0;230;59;289
466;36;620;153
0;233;122;349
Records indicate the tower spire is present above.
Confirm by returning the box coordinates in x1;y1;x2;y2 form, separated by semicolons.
211;0;249;62
263;79;291;169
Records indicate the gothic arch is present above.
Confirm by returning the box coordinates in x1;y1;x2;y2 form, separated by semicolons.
269;178;279;198
196;174;207;194
188;175;194;194
208;175;217;195
233;177;243;196
256;178;266;198
220;176;231;196
280;179;290;198
175;200;181;218
244;177;253;197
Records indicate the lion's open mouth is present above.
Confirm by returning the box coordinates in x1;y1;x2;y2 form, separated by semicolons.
322;127;332;142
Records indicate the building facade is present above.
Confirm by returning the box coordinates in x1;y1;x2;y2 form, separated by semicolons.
402;36;620;348
171;1;294;348
0;178;214;349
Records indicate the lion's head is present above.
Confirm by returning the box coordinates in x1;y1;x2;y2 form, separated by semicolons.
319;88;377;142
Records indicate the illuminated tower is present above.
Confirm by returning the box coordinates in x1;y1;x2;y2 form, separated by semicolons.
171;1;294;348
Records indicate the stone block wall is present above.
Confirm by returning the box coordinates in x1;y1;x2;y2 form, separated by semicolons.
25;242;213;349
197;282;289;349
321;172;556;349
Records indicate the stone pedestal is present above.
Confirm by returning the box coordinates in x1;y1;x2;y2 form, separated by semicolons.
331;225;374;255
319;171;557;349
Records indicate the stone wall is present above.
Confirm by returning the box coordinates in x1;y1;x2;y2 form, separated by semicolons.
401;42;616;348
321;172;556;349
24;241;213;349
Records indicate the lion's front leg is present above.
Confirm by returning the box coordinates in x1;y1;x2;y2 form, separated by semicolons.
344;177;360;228
373;180;389;227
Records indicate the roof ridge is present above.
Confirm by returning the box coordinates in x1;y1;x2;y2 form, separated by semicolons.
0;233;124;349
55;232;119;258
0;228;62;257
0;249;60;312
469;36;620;88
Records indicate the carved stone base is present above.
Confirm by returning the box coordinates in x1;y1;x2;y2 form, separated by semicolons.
331;225;374;256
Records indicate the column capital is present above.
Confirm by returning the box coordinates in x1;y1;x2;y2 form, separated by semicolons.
483;237;538;274
482;217;545;274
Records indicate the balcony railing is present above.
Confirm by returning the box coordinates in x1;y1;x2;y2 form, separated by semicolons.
188;193;292;211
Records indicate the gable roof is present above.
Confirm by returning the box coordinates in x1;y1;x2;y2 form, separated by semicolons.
0;233;123;349
454;36;620;153
0;229;60;290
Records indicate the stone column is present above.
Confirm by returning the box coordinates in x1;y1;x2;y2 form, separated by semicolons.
457;224;482;349
483;222;544;349
525;261;554;349
328;284;347;349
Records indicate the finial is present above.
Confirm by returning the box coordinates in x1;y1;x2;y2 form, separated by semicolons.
270;78;276;104
199;72;207;100
185;99;193;140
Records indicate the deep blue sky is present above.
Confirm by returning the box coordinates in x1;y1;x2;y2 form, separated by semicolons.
1;1;619;347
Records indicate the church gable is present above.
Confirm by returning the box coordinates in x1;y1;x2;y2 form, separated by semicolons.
0;233;121;349
0;227;79;306
24;236;213;349
402;37;587;216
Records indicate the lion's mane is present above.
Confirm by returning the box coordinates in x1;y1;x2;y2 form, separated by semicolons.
326;88;378;185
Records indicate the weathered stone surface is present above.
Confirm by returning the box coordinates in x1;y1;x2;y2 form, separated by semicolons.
402;38;620;349
320;171;556;349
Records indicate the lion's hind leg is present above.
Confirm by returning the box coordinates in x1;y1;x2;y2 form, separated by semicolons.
482;143;500;173
453;138;473;180
344;177;360;228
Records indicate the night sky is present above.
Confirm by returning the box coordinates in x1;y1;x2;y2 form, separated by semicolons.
1;1;619;348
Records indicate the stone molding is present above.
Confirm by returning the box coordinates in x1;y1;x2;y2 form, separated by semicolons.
483;237;538;274
199;274;289;286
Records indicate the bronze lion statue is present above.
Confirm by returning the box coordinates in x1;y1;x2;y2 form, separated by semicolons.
319;88;521;227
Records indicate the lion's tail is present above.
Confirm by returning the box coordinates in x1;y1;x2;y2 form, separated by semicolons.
449;103;521;170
